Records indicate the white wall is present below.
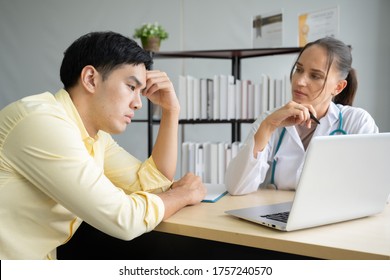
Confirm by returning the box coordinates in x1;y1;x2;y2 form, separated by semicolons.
1;0;389;179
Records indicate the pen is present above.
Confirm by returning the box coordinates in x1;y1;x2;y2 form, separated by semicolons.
309;112;320;124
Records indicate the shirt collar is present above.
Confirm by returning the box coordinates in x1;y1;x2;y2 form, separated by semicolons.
324;102;341;125
314;102;341;136
54;89;97;145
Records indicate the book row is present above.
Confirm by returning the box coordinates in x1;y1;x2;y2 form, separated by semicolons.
181;141;242;184
177;74;291;121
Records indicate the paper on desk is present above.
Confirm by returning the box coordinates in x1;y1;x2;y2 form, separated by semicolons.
202;183;228;203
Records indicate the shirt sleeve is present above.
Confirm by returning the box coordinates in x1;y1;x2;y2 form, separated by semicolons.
225;116;272;195
102;133;173;194
341;106;379;134
3;113;165;241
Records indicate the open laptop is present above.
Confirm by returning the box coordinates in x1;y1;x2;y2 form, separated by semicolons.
225;133;390;231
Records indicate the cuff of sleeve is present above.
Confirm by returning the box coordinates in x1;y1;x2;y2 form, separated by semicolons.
247;134;270;163
134;191;165;231
255;142;271;163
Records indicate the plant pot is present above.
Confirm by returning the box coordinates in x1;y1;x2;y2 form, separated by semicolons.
141;37;161;52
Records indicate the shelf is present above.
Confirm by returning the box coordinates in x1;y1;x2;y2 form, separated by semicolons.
150;119;255;124
147;47;302;155
132;119;148;122
153;47;302;60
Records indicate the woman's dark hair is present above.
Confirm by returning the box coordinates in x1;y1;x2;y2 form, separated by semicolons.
60;31;153;90
290;37;357;106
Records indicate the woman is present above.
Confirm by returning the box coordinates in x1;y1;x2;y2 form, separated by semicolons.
225;37;378;195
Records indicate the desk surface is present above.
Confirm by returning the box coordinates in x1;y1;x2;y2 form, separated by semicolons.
155;189;390;260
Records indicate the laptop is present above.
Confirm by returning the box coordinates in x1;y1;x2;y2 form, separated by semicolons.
225;133;390;231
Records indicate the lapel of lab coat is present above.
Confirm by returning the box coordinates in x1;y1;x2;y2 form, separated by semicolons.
313;102;341;137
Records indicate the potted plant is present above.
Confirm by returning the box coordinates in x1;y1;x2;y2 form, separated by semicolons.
133;22;168;52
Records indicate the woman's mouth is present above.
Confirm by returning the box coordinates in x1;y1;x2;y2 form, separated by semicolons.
293;90;307;99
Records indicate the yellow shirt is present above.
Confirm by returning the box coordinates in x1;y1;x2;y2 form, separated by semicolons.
0;89;172;259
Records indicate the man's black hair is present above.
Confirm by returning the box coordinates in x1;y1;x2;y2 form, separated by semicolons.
60;31;153;89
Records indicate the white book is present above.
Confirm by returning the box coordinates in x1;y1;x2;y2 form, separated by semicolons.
227;83;236;120
195;143;204;180
207;79;214;119
181;142;189;176
202;183;227;203
260;74;269;114
188;142;195;174
178;75;187;120
247;83;254;119
284;74;291;104
225;143;232;170
219;74;227;120
193;77;201;120
217;142;226;184
213;75;220;120
274;78;283;108
210;142;218;184
241;80;250;119
268;77;275;110
254;83;261;118
186;76;194;120
203;142;212;183
200;78;208;119
227;75;235;119
235;79;242;120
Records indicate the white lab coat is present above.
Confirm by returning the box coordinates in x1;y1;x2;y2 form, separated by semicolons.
225;102;379;195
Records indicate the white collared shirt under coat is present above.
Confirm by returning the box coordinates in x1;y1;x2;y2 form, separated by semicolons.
225;102;379;195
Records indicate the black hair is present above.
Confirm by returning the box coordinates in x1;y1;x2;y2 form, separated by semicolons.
290;37;357;106
60;31;153;90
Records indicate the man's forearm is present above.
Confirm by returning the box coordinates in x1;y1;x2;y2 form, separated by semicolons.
151;109;180;180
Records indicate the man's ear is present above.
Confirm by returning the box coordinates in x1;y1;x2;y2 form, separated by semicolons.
80;65;98;93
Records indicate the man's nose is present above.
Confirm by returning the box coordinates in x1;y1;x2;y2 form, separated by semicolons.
132;93;143;110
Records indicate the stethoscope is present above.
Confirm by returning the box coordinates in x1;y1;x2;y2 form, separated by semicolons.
270;110;347;189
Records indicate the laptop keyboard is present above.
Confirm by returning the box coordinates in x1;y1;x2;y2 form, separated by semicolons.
261;211;290;223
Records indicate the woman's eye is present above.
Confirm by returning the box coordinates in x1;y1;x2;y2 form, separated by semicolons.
128;85;136;91
311;74;322;80
295;67;303;73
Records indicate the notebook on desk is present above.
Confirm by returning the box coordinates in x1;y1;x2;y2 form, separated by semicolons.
225;133;390;231
202;183;227;203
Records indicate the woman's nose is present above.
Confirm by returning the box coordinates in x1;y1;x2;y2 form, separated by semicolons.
296;74;308;86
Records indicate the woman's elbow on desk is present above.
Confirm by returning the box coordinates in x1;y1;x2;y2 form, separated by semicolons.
225;166;262;196
225;178;259;196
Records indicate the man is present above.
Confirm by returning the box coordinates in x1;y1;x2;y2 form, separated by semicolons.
0;31;206;259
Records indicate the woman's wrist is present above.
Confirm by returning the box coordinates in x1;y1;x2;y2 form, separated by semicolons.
253;119;277;155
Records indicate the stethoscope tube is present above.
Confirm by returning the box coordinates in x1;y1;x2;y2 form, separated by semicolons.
329;111;347;136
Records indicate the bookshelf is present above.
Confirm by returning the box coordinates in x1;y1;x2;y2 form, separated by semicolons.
146;47;302;154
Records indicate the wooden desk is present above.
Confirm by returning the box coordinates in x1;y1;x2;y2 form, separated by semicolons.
155;189;390;260
57;189;390;260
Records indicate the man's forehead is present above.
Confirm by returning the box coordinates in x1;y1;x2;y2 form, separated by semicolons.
118;64;147;83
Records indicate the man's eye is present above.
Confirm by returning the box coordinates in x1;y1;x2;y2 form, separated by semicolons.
128;85;136;91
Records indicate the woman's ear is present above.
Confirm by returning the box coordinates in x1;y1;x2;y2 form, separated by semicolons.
80;65;98;93
333;79;348;96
